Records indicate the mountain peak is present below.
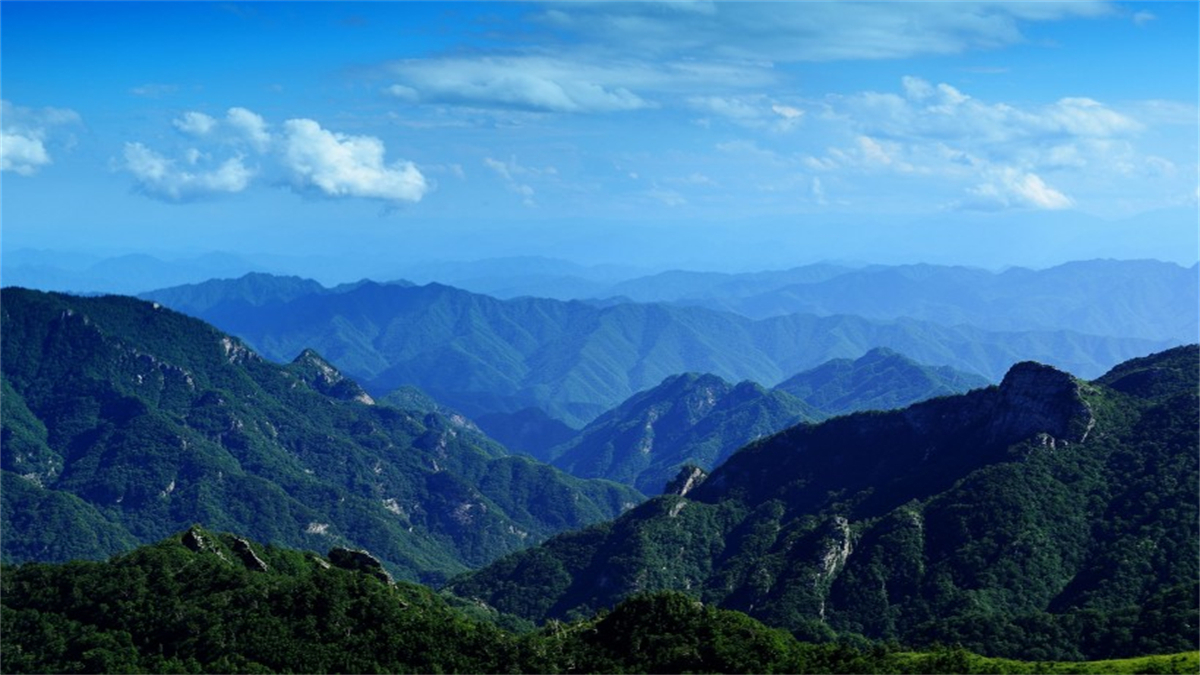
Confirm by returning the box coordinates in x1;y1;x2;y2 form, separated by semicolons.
991;361;1092;445
289;348;375;405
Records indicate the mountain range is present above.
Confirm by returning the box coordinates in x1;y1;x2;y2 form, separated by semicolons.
544;348;990;494
138;271;1173;428
0;288;641;584
446;345;1199;661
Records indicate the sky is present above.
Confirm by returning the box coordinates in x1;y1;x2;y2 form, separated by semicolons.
2;1;1198;275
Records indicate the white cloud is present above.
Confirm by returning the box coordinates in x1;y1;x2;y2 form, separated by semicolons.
961;168;1073;211
1;131;52;176
0;100;81;176
174;111;217;136
174;108;271;151
226;107;271;151
125;107;427;205
123;142;252;201
483;156;547;206
280;118;427;203
386;56;654;113
531;2;1111;62
796;77;1150;210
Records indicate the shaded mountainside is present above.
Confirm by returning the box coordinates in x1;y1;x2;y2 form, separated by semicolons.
775;347;991;417
140;273;1168;428
550;373;820;495
4;528;1196;675
446;346;1200;661
0;288;641;584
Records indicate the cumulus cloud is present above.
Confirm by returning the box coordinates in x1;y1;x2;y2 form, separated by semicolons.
123;107;427;205
174;111;217;136
960;168;1073;211
1;100;81;176
280;119;427;203
123;142;253;201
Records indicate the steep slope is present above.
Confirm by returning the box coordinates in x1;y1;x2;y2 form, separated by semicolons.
446;346;1199;660
141;274;1167;428
551;373;819;494
775;347;991;416
0;288;641;584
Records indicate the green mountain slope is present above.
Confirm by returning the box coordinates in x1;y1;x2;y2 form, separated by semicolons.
550;373;819;494
446;346;1199;660
5;527;1195;674
141;274;1168;427
0;288;641;584
775;347;991;416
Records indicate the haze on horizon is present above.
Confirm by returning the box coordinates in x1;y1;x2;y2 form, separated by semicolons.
2;1;1197;278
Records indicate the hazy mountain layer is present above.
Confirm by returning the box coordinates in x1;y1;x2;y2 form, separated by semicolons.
0;289;641;584
140;274;1168;427
618;260;1198;343
446;346;1199;660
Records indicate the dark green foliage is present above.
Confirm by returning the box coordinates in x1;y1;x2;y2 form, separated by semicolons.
140;273;1168;427
0;529;524;674
3;530;1196;674
0;288;641;583
447;347;1200;661
551;373;818;493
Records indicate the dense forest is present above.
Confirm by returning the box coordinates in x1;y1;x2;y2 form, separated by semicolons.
2;529;1196;674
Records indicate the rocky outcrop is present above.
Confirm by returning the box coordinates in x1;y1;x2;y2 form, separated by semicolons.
985;361;1093;445
290;349;375;405
328;547;393;585
231;537;270;573
664;465;708;497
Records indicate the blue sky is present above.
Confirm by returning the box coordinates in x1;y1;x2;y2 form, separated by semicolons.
2;1;1197;274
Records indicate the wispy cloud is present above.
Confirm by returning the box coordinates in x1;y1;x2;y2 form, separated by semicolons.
483;156;557;206
386;56;655;113
531;2;1113;62
130;83;180;98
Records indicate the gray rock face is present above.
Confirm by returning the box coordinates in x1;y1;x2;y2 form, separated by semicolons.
231;537;270;573
664;465;708;496
987;361;1093;445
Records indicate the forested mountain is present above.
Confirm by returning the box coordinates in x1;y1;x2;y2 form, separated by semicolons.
446;346;1200;661
546;350;988;493
776;347;991;417
0;289;640;584
549;374;818;494
140;273;1168;428
12;528;1192;674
